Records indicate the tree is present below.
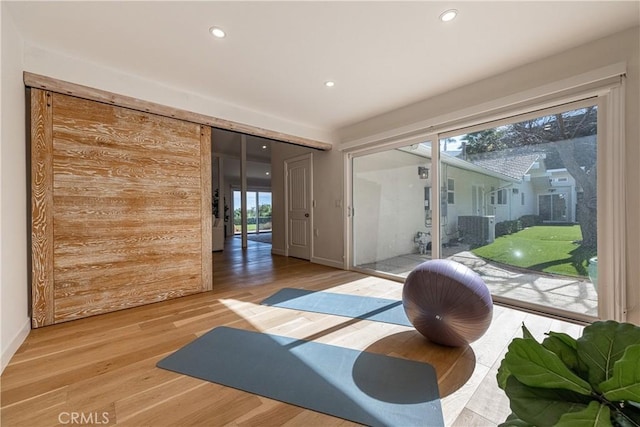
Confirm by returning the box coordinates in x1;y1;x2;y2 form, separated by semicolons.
463;106;598;248
506;107;597;248
464;128;507;156
259;203;272;217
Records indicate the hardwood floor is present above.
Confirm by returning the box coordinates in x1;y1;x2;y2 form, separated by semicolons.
1;237;583;426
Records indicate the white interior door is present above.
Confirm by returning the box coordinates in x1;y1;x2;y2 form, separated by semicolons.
286;155;312;260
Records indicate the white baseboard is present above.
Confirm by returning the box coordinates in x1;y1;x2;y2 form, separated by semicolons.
270;250;344;269
311;256;345;269
271;248;286;256
1;317;31;373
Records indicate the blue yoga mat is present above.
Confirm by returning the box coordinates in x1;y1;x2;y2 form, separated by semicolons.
261;288;413;327
157;326;443;427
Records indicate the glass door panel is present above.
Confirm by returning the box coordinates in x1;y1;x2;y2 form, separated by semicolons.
538;193;568;222
352;142;433;277
246;192;257;234
234;190;271;235
258;192;272;232
233;190;242;234
438;104;598;318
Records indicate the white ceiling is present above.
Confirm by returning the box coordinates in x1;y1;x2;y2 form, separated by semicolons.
7;1;640;137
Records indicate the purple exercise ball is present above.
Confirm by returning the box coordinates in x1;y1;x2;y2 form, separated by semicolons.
402;259;493;347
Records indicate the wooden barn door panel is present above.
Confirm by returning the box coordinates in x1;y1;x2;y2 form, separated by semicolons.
30;89;212;327
30;89;55;327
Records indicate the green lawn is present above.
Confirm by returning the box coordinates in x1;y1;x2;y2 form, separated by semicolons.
234;224;257;232
471;225;597;278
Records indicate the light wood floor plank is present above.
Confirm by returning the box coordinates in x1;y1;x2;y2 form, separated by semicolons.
1;237;584;426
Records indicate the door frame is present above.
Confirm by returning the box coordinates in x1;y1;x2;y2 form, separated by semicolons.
344;88;626;322
284;153;313;259
537;191;570;223
472;184;486;216
231;187;273;236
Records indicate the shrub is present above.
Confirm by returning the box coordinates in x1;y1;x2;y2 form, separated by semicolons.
495;220;521;237
519;214;543;228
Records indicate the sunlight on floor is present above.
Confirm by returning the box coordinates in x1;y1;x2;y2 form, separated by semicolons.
216;274;412;346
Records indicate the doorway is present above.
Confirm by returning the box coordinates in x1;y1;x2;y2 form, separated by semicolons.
211;129;273;253
538;193;569;222
285;154;312;260
233;189;273;244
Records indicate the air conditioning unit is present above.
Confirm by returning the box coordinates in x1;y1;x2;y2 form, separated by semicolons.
458;215;495;246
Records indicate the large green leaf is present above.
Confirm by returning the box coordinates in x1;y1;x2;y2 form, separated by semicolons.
497;356;512;390
522;323;535;340
600;344;640;403
546;330;578;350
505;376;590;426
504;337;592;395
577;321;640;388
555;401;612;427
497;324;536;390
543;331;580;373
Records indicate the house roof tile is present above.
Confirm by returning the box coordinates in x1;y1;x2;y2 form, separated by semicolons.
466;151;543;180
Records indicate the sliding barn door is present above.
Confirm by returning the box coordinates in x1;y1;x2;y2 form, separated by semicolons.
30;89;212;327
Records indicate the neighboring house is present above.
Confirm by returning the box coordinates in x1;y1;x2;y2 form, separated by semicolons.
353;147;524;262
464;136;596;226
440;151;587;253
356;139;592;263
354;135;592;264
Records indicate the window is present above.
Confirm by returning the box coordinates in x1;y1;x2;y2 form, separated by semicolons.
491;187;507;205
521;192;525;205
233;190;272;234
447;179;455;204
497;189;507;205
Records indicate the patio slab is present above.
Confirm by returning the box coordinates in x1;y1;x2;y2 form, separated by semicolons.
357;249;597;317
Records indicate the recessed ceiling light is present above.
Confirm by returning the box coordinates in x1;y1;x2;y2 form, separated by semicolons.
439;9;458;22
262;145;267;149
209;26;226;38
265;172;270;176
324;81;335;88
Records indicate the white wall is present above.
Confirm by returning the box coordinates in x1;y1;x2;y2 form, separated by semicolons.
510;182;537;221
271;143;344;268
442;166;504;236
311;148;345;267
339;27;640;324
1;4;30;372
22;45;334;145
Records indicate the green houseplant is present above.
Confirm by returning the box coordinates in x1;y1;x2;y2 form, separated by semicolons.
213;188;229;223
497;320;640;426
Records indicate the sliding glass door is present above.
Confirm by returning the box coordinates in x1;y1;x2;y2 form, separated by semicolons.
351;100;600;321
437;102;598;318
258;192;272;232
233;190;272;235
352;142;433;277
